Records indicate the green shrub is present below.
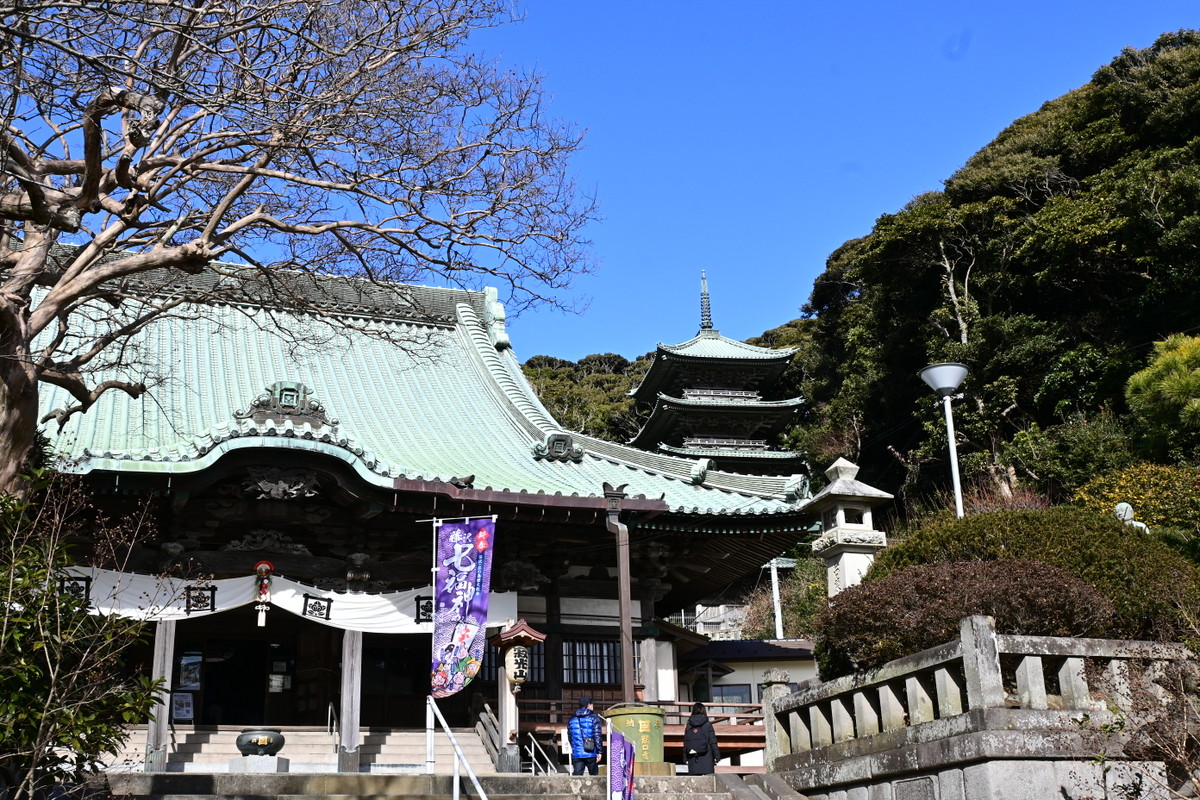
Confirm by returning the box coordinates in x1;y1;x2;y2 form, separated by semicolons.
868;506;1200;643
1074;462;1200;535
814;560;1115;679
1003;411;1137;501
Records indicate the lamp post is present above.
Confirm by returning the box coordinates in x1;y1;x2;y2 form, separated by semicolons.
918;362;968;519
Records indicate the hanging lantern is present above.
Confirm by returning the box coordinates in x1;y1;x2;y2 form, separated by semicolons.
254;560;274;627
504;645;530;684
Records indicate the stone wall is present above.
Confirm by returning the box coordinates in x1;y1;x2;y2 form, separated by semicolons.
762;616;1190;800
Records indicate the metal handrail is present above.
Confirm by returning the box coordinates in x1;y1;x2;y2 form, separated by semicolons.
522;732;562;775
327;701;339;753
427;695;489;800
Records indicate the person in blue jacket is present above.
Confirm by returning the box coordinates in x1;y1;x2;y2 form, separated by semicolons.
567;696;604;775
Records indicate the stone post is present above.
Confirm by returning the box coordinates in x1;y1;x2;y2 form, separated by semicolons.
640;639;659;701
959;615;1005;710
760;668;793;771
495;625;520;772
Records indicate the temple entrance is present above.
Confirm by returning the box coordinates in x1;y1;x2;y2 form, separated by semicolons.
173;605;341;726
361;633;437;728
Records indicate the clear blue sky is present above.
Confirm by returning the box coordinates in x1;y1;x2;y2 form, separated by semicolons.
475;2;1200;363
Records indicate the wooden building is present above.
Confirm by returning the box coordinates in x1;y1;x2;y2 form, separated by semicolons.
39;273;817;768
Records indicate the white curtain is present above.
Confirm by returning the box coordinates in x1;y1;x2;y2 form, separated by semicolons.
63;567;516;634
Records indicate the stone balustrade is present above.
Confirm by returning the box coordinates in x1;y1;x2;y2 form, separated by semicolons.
761;616;1193;800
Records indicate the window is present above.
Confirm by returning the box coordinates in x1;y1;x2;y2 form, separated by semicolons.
756;681;801;703
562;639;622;685
711;683;751;704
710;683;751;718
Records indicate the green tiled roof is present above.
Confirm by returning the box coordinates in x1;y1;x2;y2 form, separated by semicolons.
39;282;810;517
630;329;797;406
657;329;797;361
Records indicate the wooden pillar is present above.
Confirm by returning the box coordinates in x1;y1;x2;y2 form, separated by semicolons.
338;629;363;772
545;581;563;703
640;638;659;702
146;620;176;771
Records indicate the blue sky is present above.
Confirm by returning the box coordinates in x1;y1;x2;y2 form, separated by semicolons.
476;2;1200;363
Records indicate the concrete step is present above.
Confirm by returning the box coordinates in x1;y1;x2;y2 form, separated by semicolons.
107;773;735;799
103;726;497;775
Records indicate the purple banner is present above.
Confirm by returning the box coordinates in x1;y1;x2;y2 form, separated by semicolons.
430;518;495;698
609;730;635;800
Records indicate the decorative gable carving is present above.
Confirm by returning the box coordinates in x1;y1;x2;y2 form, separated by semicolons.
532;432;584;462
236;381;338;427
242;466;320;500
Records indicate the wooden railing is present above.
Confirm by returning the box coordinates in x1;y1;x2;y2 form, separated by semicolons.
765;615;1193;763
475;701;503;767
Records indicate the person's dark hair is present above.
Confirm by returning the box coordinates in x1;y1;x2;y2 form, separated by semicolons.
691;702;705;715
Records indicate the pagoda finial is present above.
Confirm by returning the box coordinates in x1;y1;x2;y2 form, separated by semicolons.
700;270;713;332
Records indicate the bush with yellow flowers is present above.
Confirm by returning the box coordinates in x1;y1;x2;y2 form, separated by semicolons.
1074;462;1200;535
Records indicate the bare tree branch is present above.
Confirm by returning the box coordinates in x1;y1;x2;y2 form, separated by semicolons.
0;0;597;491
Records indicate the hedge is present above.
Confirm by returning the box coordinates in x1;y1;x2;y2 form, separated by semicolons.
866;506;1200;644
814;560;1115;679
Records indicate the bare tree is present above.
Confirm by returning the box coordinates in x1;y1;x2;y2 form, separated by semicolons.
0;0;595;493
0;475;164;800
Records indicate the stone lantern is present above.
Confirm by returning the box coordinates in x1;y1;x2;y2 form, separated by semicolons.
806;458;893;596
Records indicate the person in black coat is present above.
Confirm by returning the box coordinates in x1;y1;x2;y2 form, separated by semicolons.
683;701;720;775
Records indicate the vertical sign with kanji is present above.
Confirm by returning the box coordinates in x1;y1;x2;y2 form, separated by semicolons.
430;518;495;698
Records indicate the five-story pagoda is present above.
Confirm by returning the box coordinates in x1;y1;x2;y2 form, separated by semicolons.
628;273;805;475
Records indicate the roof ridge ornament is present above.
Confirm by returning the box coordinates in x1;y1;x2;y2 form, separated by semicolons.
483;287;511;350
531;431;584;462
699;270;714;333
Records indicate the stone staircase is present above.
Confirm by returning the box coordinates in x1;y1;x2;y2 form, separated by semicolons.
104;726;497;774
107;772;808;800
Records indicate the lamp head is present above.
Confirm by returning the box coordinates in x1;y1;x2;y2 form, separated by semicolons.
919;362;968;398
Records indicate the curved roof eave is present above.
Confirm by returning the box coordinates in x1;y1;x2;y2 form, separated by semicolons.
654;394;804;411
657;331;797;361
658;444;804;460
64;434;400;488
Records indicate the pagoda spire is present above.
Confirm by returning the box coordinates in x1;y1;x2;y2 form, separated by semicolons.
700;270;713;332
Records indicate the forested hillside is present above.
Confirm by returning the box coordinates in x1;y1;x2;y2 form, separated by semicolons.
525;31;1200;509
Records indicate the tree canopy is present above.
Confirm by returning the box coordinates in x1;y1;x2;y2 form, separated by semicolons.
522;352;651;441
791;30;1200;504
1125;334;1200;462
0;0;595;493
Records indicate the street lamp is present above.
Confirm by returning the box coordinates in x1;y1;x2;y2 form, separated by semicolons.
919;362;968;518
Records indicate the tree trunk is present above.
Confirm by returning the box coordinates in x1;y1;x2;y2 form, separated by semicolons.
0;306;39;497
